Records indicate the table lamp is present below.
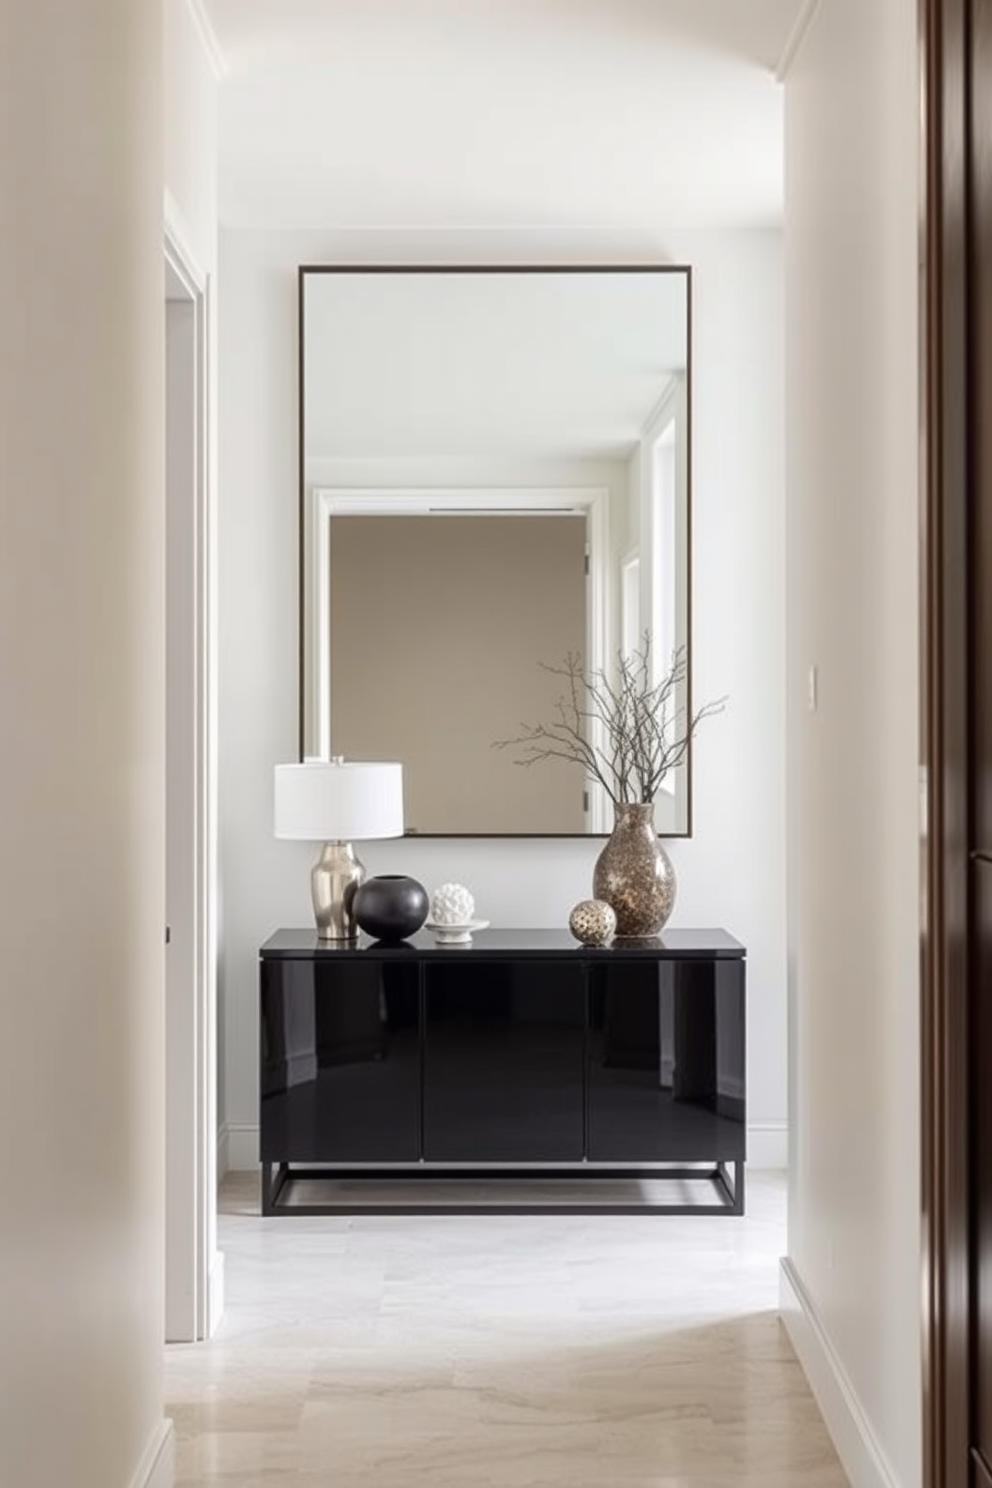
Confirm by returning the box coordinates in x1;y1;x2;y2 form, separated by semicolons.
274;757;404;941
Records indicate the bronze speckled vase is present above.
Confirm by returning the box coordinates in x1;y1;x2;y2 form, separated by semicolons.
593;802;676;938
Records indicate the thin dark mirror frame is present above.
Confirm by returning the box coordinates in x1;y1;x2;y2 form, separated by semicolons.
297;263;693;838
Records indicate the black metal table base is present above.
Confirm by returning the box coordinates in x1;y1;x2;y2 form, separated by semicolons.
260;1161;745;1217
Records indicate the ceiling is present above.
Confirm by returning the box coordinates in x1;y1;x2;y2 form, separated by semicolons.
205;0;809;230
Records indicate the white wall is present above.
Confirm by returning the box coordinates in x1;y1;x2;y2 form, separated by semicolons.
781;4;921;1487
217;226;786;1172
0;3;170;1487
165;0;219;274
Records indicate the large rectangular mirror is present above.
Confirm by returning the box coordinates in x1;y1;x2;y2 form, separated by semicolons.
300;266;691;836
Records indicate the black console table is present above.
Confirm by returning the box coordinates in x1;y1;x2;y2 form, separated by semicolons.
259;928;746;1215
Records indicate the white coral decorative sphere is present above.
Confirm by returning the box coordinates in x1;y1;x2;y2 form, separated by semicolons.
432;882;475;924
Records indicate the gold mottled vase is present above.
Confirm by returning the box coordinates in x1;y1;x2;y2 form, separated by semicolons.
593;802;676;938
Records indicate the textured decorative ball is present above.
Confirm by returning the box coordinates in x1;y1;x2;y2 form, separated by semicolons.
353;875;429;941
568;899;617;946
431;882;475;924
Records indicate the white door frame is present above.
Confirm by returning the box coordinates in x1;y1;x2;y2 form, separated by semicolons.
164;211;221;1342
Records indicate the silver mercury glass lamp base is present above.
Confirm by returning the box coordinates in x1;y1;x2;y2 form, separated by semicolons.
312;840;366;941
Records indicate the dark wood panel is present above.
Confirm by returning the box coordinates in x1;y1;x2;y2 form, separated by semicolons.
975;859;992;1458
973;0;992;855
921;1;973;1483
972;2;992;1475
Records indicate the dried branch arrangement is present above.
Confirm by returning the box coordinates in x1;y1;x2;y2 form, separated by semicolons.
493;637;726;807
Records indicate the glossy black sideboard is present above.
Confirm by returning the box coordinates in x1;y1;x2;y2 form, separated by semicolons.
259;928;746;1214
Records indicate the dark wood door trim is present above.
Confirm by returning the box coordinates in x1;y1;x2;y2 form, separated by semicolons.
921;1;972;1485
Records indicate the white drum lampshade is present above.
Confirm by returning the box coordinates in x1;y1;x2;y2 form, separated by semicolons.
274;759;403;842
273;759;404;940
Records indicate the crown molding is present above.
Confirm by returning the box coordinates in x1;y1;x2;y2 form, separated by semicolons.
775;0;823;82
183;0;228;79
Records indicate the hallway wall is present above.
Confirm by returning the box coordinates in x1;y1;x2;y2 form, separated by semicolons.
165;0;219;272
782;2;921;1485
0;3;170;1486
215;226;788;1172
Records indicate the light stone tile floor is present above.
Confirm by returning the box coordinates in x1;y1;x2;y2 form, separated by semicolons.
165;1171;849;1487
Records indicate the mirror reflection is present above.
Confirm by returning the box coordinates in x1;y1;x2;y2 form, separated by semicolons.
300;267;691;836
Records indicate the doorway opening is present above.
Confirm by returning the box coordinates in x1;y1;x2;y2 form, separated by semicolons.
164;226;221;1342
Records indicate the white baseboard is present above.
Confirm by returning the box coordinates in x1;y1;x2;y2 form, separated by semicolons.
779;1257;901;1488
129;1420;174;1488
219;1121;786;1174
747;1121;788;1169
207;1248;225;1338
225;1122;260;1171
216;1120;231;1181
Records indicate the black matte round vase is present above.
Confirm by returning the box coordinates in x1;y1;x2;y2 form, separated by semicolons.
353;874;429;942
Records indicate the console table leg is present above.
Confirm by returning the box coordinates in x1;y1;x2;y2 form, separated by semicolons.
715;1160;745;1214
261;1161;291;1215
